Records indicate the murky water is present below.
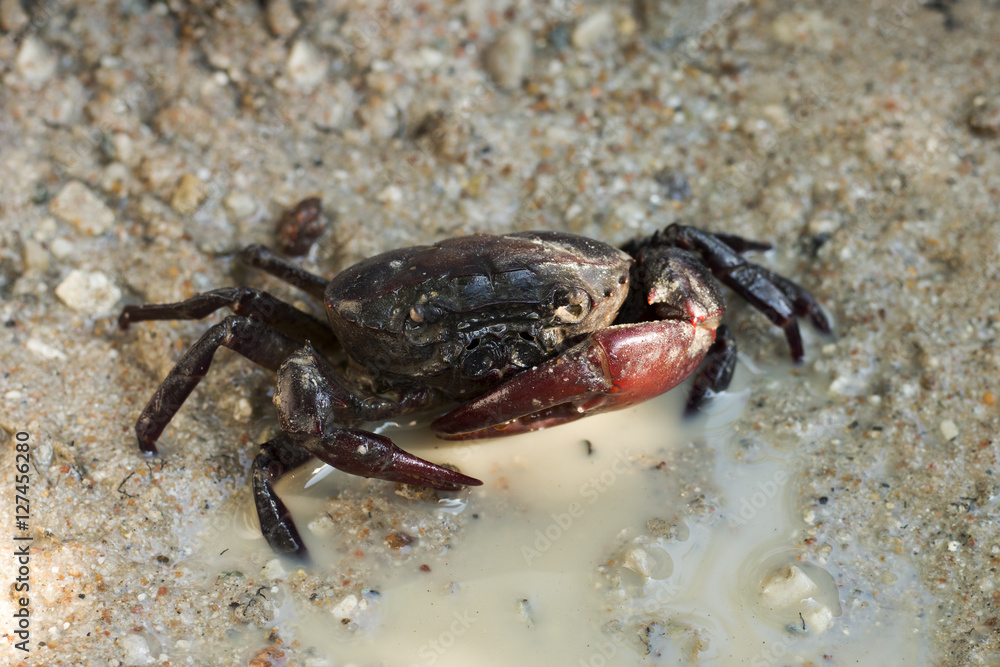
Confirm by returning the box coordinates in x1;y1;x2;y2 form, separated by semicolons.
209;364;931;666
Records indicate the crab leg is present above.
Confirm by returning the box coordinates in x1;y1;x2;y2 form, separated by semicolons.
432;318;716;439
119;286;339;352
252;429;478;560
131;316;302;454
252;434;314;558
682;323;737;417
293;430;482;489
239;244;329;301
657;224;832;361
275;344;482;489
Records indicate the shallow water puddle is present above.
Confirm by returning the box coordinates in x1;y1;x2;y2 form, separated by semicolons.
211;368;931;666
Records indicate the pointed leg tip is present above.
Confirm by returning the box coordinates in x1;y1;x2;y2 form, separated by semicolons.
457;473;484;487
417;468;483;490
813;313;834;335
682;403;702;419
138;439;159;456
280;545;311;563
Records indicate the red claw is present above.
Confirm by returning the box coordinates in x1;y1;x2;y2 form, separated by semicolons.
432;318;717;439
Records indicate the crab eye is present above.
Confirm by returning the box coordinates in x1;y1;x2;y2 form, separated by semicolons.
551;286;590;324
409;304;443;324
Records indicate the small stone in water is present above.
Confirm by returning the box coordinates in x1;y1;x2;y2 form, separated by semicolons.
760;564;817;607
385;532;414;550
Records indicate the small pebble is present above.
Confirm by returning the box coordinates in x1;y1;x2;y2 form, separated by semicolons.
330;594;358;619
266;0;300;37
940;419;958;441
384;532;414;550
484;27;532;90
287;39;327;90
233;397;253;422
415;111;469;160
572;10;614;49
50;237;75;260
49;181;115;236
22;238;49;271
276;197;326;256
416;47;445;69
223;192;257;219
261;559;286;580
517;598;534;628
15;36;58;86
376;184;402;204
807;217;838;235
26;337;67;361
799;598;834;634
622;547;656;578
122;632;154;666
771;10;837;52
55;269;122;314
0;0;29;33
968;93;1000;137
170;174;207;215
760;564;817;607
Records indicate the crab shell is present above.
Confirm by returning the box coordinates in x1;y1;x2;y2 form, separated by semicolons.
323;231;633;397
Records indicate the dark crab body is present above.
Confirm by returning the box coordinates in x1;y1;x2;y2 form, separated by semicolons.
119;225;831;559
324;232;632;396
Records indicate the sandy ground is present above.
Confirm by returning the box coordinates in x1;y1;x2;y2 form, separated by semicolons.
1;0;999;665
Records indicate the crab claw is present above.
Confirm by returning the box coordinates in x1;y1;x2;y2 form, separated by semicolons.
432;317;717;439
299;429;482;490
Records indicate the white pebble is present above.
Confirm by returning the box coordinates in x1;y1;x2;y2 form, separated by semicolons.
572;10;614;48
15;36;58;86
223;192;256;219
760;564;817;607
26;338;67;361
287;39;327;90
233;397;253;422
22;238;49;271
55;270;122;314
330;594;358;619
49;181;116;236
261;558;286;579
376;184;403;204
50;237;75;260
416;47;445;69
622;547;656;578
484;27;532;90
940;419;958;441
800;598;834;633
807;218;838;235
266;0;300;37
122;632;154;666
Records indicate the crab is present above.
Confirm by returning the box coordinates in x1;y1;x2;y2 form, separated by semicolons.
119;224;831;559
